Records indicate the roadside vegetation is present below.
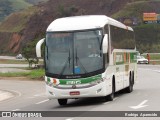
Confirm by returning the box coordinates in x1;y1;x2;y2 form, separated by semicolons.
144;54;160;60
0;69;44;80
22;38;44;68
0;59;28;64
142;53;160;64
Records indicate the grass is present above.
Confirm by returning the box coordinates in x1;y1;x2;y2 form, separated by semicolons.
112;1;146;19
0;0;32;22
0;59;28;64
149;55;160;60
0;59;44;64
0;57;45;79
112;0;160;21
0;58;45;79
142;54;160;65
0;72;29;77
142;54;160;60
29;69;44;79
8;0;32;11
0;69;45;80
0;59;44;66
25;0;48;4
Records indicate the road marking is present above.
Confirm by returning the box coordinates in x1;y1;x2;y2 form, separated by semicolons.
139;68;160;73
103;97;118;105
9;90;22;97
27;93;46;99
34;93;45;97
153;70;160;73
0;90;17;102
27;96;36;99
129;100;148;109
36;99;49;104
103;102;110;105
12;109;20;111
66;118;74;120
0;93;9;96
113;97;118;101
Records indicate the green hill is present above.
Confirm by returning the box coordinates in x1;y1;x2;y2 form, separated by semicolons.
0;0;47;22
7;0;32;10
111;0;160;53
0;0;31;21
25;0;48;5
0;0;160;54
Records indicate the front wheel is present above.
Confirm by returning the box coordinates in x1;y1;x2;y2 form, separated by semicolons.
58;99;68;105
104;79;115;101
107;89;114;101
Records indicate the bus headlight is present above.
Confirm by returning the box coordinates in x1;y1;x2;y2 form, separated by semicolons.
90;78;104;85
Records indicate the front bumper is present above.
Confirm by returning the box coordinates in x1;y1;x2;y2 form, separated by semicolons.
46;81;110;99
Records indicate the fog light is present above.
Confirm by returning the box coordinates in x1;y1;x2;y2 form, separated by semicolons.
96;88;102;94
49;91;55;96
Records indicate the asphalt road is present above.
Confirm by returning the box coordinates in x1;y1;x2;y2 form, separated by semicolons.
0;65;160;120
0;64;29;73
0;56;28;73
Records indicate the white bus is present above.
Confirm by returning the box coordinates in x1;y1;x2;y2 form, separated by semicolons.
36;15;137;105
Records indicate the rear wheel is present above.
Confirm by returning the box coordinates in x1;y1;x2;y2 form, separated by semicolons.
58;99;67;105
125;72;134;93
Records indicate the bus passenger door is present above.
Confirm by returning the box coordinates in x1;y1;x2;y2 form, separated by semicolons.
123;53;130;88
115;66;123;91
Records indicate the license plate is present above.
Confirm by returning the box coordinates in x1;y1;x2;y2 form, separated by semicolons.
70;91;80;95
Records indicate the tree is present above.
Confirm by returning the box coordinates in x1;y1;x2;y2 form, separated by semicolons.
22;40;39;68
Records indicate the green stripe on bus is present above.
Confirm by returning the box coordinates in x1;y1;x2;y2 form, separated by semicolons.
59;74;102;85
47;77;50;82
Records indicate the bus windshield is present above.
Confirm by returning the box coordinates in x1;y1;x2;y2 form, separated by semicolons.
45;29;104;78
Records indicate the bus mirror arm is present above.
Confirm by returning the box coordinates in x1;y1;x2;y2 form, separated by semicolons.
102;34;108;54
36;38;45;58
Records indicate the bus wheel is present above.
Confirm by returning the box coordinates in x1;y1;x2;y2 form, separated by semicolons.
58;99;67;105
125;73;133;93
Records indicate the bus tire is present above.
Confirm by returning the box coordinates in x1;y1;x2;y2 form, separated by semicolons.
125;72;133;93
58;99;67;105
105;78;115;101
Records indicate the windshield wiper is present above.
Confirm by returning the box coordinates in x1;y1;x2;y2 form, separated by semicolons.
68;50;71;67
47;46;48;60
75;48;87;73
59;50;71;76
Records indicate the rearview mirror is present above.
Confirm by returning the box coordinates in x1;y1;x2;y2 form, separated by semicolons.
102;34;108;53
36;38;45;58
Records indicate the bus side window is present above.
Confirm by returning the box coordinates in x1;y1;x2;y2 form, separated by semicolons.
104;25;108;34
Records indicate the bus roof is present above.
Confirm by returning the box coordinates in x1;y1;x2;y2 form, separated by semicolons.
47;15;133;32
